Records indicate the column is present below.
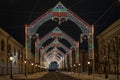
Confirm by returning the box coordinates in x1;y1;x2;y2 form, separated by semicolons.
35;34;40;64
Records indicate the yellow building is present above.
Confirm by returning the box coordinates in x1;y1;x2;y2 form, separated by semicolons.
0;28;35;75
97;19;120;74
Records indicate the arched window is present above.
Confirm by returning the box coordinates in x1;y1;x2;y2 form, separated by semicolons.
1;39;5;51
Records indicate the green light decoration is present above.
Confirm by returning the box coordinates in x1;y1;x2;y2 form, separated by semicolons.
90;44;94;49
25;43;28;48
52;39;60;44
52;27;62;34
26;42;30;49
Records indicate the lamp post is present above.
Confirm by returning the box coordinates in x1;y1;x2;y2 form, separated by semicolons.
38;65;40;72
31;63;34;74
10;56;13;79
35;64;38;72
88;61;90;75
24;60;27;77
78;63;81;74
73;64;76;74
70;65;72;74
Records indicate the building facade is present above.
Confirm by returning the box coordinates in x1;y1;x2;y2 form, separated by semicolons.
97;19;120;74
0;28;35;75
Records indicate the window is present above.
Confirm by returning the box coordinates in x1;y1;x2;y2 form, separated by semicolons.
8;44;11;54
1;39;5;51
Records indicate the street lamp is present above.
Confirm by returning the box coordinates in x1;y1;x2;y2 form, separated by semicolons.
31;63;34;74
73;64;76;67
88;61;90;75
73;64;76;73
78;63;81;74
70;65;72;74
38;65;41;72
24;60;27;76
10;56;13;79
35;64;38;72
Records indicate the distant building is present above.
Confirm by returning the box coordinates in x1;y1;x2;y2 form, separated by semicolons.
97;19;120;74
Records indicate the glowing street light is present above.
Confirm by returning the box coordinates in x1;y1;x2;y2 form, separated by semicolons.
10;56;13;79
10;57;13;61
73;64;76;67
24;61;27;64
88;61;90;65
31;63;34;74
35;64;38;72
24;60;27;76
73;64;76;73
31;63;34;66
78;63;81;74
35;64;37;67
88;61;90;75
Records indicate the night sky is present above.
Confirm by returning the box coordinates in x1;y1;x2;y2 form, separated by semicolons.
0;0;120;48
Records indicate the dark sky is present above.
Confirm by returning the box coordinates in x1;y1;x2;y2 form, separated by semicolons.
0;0;120;47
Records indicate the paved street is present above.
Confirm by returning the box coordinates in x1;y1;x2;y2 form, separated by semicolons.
13;72;48;80
39;72;81;80
62;72;120;80
14;72;81;80
0;71;119;80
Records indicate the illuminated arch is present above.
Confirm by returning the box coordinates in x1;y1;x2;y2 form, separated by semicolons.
44;47;66;65
45;47;65;57
26;2;94;62
44;39;69;53
47;52;62;61
28;2;90;35
38;27;77;48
